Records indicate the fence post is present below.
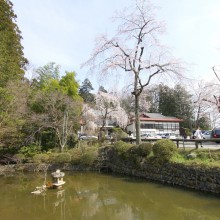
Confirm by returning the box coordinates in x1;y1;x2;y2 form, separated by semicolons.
176;140;179;148
195;141;198;149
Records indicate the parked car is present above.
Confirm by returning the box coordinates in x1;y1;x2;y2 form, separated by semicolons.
154;134;162;139
140;134;151;139
141;133;162;139
79;135;98;140
161;133;176;139
202;130;211;139
211;128;220;143
105;135;113;140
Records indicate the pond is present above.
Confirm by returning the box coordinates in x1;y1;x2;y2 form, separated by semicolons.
0;171;219;220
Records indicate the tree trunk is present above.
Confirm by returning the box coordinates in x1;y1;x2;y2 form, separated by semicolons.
195;105;201;128
135;94;140;144
133;72;141;145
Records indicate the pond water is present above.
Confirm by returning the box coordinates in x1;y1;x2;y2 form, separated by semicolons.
0;171;220;220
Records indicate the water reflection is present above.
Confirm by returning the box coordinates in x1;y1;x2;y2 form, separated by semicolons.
53;189;65;220
0;172;219;220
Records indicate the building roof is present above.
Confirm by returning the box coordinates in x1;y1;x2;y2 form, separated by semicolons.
129;113;183;123
140;113;183;122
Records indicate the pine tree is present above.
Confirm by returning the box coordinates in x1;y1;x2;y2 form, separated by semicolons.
79;78;95;103
0;0;28;87
98;85;107;93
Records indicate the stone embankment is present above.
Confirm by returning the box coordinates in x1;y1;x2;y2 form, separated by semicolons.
102;147;220;195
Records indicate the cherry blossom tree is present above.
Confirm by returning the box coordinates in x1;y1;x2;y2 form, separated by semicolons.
192;80;220;129
96;91;128;134
81;104;98;134
210;66;220;112
82;0;182;144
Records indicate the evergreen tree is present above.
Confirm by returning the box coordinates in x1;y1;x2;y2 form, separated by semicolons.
158;84;176;115
0;0;28;87
120;93;135;115
145;85;160;113
173;84;194;128
79;78;95;103
98;85;107;93
157;84;194;129
197;116;211;130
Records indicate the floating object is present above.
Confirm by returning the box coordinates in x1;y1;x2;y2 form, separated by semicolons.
31;185;47;194
50;169;66;189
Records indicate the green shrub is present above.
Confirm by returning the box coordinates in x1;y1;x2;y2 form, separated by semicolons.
77;141;89;151
123;146;141;165
114;141;132;159
87;139;100;148
54;152;71;163
136;142;153;157
32;154;50;163
18;145;41;157
13;153;26;163
111;128;128;140
126;143;152;167
80;147;98;166
0;147;19;155
48;152;59;162
70;148;83;165
153;139;177;162
67;133;79;148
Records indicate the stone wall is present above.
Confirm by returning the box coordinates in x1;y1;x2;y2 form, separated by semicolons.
103;147;220;195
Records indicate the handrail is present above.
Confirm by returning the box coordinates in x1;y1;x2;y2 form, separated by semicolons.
122;137;220;149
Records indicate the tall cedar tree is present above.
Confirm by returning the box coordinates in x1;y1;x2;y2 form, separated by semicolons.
79;78;95;103
0;0;28;87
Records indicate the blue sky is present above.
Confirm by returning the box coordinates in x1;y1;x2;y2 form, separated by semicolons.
13;0;220;91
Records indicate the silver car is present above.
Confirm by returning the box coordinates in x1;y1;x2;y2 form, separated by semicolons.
162;133;176;139
202;130;211;139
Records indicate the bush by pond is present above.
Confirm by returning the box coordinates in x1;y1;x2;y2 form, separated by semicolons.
69;146;99;166
18;145;41;158
113;141;133;159
153;139;177;162
54;152;72;163
136;142;152;157
80;148;98;166
32;153;50;163
69;148;83;165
